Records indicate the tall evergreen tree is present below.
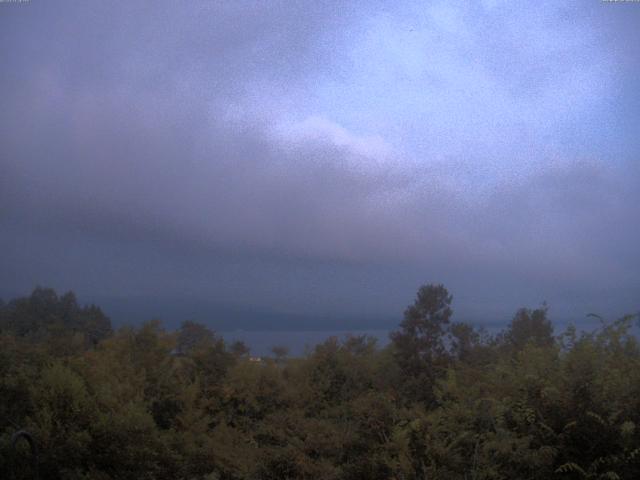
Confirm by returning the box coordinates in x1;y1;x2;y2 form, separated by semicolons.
390;283;453;405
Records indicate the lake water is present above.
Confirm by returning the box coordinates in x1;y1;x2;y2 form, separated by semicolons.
221;329;392;357
220;316;628;357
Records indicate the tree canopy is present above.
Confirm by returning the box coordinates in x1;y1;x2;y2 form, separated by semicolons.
1;285;639;480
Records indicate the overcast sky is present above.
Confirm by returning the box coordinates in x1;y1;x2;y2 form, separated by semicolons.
1;0;638;329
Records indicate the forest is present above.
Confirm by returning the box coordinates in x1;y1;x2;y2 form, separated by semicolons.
1;285;639;480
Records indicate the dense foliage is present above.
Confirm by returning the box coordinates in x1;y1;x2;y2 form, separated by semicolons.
1;286;639;479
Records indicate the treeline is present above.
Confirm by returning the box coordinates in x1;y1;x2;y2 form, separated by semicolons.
1;285;639;479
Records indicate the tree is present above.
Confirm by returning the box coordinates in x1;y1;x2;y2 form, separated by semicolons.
79;304;112;346
176;320;215;355
390;284;453;405
0;287;112;349
271;345;289;364
342;334;377;356
448;321;484;363
506;304;554;351
230;340;250;358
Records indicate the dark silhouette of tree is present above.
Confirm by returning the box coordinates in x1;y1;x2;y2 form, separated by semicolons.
448;321;479;361
342;334;377;356
390;283;453;405
271;345;289;362
176;320;215;355
230;340;250;357
506;304;554;350
0;287;111;347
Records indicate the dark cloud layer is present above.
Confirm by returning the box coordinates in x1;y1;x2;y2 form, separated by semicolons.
1;1;638;329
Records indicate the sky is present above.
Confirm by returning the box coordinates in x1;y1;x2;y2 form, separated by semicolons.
1;0;639;331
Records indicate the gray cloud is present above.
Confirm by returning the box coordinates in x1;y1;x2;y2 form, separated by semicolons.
1;1;638;327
